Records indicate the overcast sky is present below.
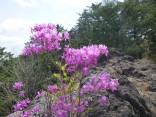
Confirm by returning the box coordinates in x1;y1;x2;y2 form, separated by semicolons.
0;0;108;56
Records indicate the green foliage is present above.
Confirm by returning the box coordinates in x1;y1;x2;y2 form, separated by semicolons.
0;47;17;116
140;39;152;59
144;41;156;62
12;52;59;99
70;2;123;47
150;42;156;62
70;0;156;61
126;44;143;58
0;79;19;116
52;61;80;95
0;47;13;77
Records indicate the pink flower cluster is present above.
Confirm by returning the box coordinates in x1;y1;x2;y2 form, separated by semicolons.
81;72;118;102
48;84;58;93
47;84;67;94
13;105;41;117
37;90;45;98
99;96;107;103
20;110;31;117
13;82;25;97
46;84;89;117
32;105;41;113
14;98;30;111
45;72;117;117
62;44;108;74
51;95;88;117
22;23;70;55
13;82;23;90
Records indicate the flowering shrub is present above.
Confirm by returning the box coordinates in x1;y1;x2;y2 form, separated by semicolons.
62;45;108;74
8;23;119;117
22;23;69;55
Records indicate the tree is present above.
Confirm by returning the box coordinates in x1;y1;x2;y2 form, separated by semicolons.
70;0;156;59
70;1;126;48
0;47;15;116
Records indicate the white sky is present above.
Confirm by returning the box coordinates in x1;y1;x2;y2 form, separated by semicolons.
0;0;117;56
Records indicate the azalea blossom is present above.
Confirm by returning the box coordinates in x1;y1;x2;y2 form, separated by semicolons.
48;85;58;93
37;90;45;97
64;31;70;41
19;90;25;96
13;82;23;90
22;23;70;55
62;44;108;74
56;110;68;117
14;98;30;111
99;96;107;103
109;79;119;92
20;110;31;117
32;105;41;112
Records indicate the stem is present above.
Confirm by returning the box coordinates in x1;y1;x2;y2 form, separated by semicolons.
78;79;82;106
52;52;64;84
77;72;83;117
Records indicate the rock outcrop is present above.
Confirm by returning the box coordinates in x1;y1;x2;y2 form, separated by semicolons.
88;48;155;117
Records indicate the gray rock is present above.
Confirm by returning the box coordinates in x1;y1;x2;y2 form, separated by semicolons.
149;82;156;92
109;48;125;58
122;55;134;62
87;76;152;117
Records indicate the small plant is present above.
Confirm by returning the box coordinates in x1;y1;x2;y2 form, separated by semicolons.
8;23;118;117
140;39;152;59
126;44;143;59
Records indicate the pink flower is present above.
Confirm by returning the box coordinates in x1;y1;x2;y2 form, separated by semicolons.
20;110;31;117
22;23;70;55
99;72;110;80
62;45;108;74
14;98;30;111
37;90;45;97
56;110;68;117
58;95;66;102
47;23;56;29
84;101;88;106
109;79;119;92
81;72;118;95
14;102;23;111
71;96;76;102
25;98;30;104
6;114;13;117
99;44;109;56
99;96;107;103
76;105;85;112
58;32;62;40
19;90;25;96
54;100;63;112
82;67;89;75
44;113;48;117
48;85;58;93
64;31;70;41
32;105;41;112
81;82;94;94
63;103;73;111
66;66;75;72
13;82;23;90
